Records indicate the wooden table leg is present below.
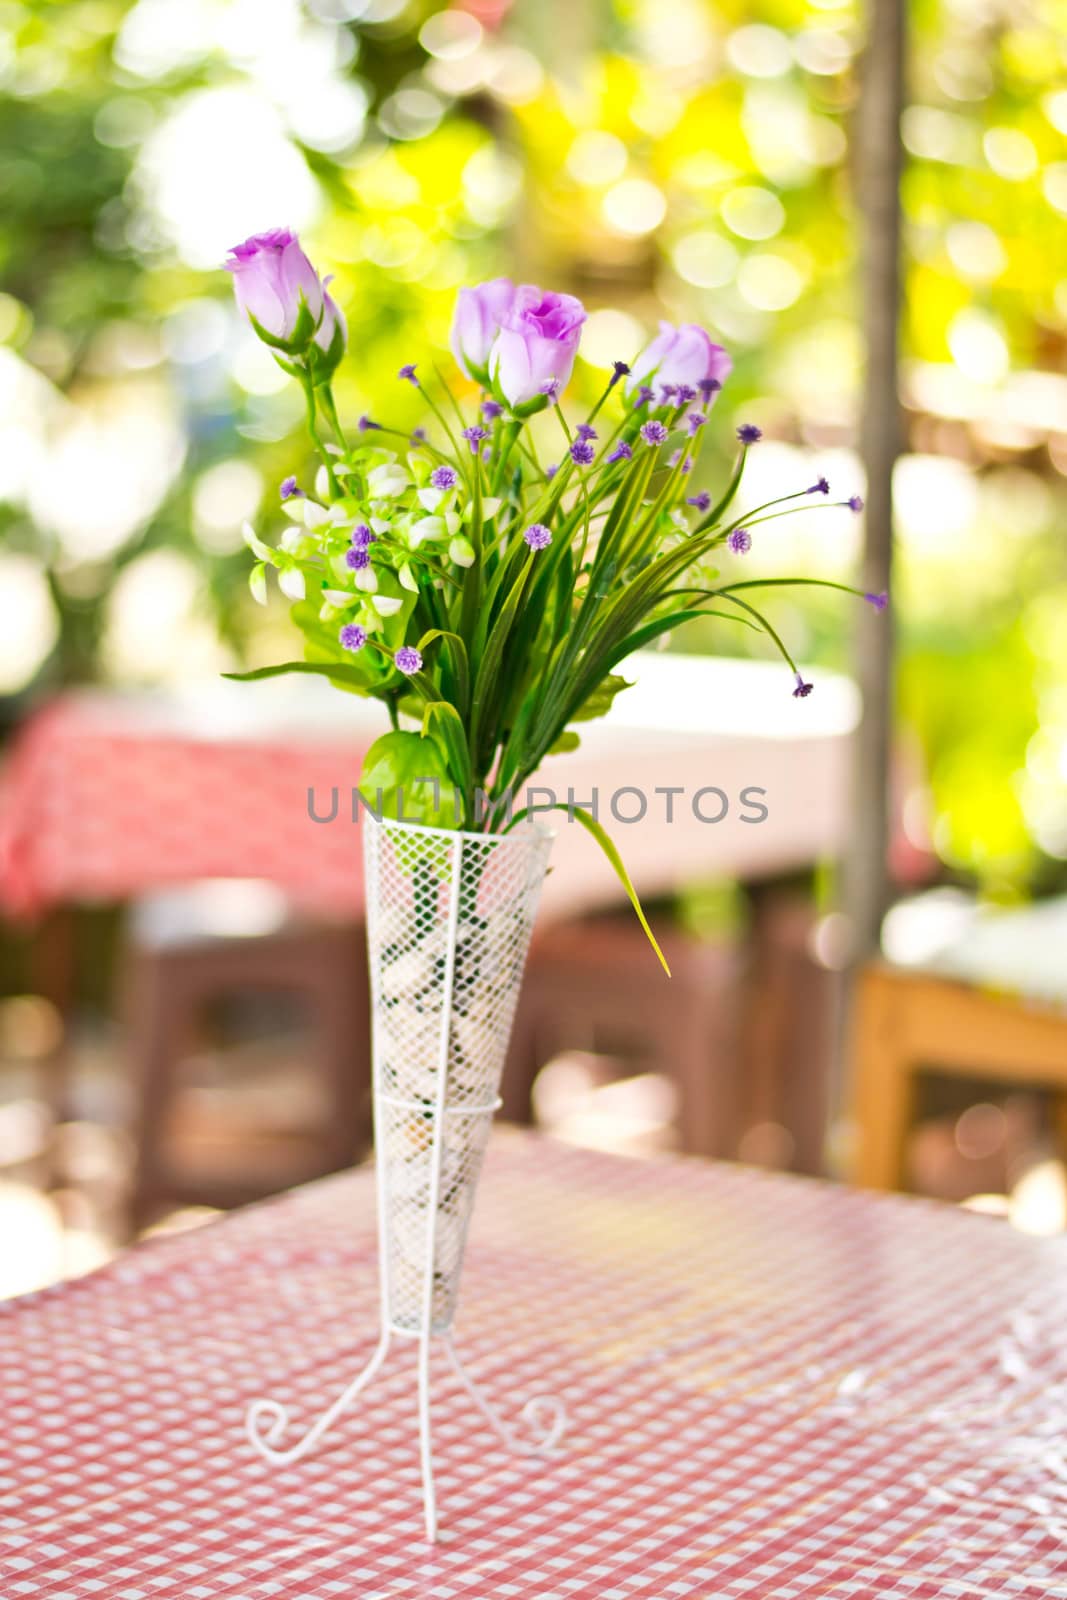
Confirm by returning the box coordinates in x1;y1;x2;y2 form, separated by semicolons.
27;906;77;1128
851;965;915;1190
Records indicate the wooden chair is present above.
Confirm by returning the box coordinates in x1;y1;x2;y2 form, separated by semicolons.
122;882;371;1230
851;895;1067;1190
502;913;744;1158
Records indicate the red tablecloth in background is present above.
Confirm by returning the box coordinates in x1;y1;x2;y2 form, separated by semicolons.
2;1132;1065;1597
1;658;867;923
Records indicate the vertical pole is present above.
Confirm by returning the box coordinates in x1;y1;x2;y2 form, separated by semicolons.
418;831;464;1543
839;0;907;1100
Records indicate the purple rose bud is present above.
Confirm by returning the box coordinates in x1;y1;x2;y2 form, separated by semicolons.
736;423;762;444
524;523;552;550
488;286;587;410
807;477;830;495
793;674;814;699
352;523;373;548
339;624;367;652
570;439;595;465
462;425;489;453
633;385;655;409
641;420;668;446
610;360;631;386
847;495;864;513
224;228;324;342
395;646;423;675
481;398;504;419
280;475;302;499
398;363;419;384
686;491;711;512
607;441;633;464
576;423;597;441
430;465;459;490
686;411;706;435
627;321;733;405
865;590;889;611
728;527;752;554
451;278;521;385
359;415;381;433
345;546;370;570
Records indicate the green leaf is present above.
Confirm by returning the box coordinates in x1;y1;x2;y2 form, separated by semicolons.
569;672;632;723
420;700;474;804
507;804;671;977
223;660;373;688
358;731;460;828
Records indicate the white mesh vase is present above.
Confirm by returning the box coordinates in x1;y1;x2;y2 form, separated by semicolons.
363;812;553;1335
247;812;564;1540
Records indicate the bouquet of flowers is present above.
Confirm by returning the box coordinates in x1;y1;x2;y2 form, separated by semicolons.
225;228;880;969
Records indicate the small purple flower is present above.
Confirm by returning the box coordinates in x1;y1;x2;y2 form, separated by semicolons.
576;423;597;441
607;441;633;464
807;477;830;495
540;377;561;402
633;385;655;409
865;590;889;612
462;425;489;453
686;411;706;435
395;646;423;675
657;383;677;405
351;523;373;548
524;523;552;550
410;427;428;444
481;398;504;419
641;420;668;446
793;674;814;699
737;423;762;445
570;439;595;466
668;450;693;471
847;495;864;513
698;377;722;402
280;475;302;499
359;414;381;433
345;546;370;571
728;527;752;554
398;363;419;385
545;463;559;479
610;360;631;387
675;385;697;404
339;623;367;652
686;491;711;513
430;465;459;490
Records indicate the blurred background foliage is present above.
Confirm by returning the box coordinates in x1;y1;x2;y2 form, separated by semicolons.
0;0;1065;897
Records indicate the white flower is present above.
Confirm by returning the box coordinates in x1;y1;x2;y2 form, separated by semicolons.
242;521;273;560
278;568;305;600
355;566;378;593
409;515;445;548
372;595;403;616
399;563;419;592
449;536;475;568
367;463;409;499
417;487;445;512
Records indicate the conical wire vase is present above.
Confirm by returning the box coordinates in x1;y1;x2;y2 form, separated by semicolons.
363;812;553;1335
246;811;563;1540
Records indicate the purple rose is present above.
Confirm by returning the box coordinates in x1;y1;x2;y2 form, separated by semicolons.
225;228;327;346
489;285;587;412
627;322;732;403
450;277;520;385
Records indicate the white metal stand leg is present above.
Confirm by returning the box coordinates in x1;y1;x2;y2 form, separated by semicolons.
245;822;565;1541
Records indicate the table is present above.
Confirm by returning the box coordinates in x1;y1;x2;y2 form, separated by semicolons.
0;654;858;922
4;1132;1066;1598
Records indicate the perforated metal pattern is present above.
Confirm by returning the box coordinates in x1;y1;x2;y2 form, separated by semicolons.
363;815;552;1333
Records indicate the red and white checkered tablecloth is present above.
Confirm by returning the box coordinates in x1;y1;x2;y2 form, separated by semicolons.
3;1132;1066;1598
